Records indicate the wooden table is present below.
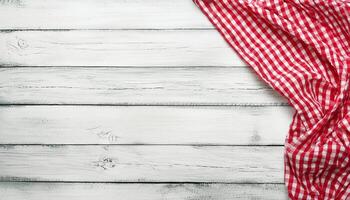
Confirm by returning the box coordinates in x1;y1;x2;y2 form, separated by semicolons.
0;0;291;199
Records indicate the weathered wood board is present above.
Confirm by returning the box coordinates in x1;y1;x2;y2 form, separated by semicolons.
0;145;284;183
0;30;244;67
0;106;292;145
0;0;212;29
0;182;288;200
0;67;287;105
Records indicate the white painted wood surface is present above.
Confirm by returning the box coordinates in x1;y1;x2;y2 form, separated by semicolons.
0;30;245;67
0;106;292;145
0;183;288;200
0;145;283;183
0;0;291;198
0;0;212;29
0;67;286;105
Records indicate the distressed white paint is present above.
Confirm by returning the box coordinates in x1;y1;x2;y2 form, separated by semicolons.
0;0;291;198
0;183;288;200
0;0;212;29
0;145;284;183
0;67;286;105
0;106;293;145
0;30;244;67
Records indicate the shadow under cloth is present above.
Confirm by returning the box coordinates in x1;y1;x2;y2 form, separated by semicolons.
193;0;350;199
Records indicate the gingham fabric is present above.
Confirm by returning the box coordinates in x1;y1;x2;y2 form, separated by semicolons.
193;0;350;199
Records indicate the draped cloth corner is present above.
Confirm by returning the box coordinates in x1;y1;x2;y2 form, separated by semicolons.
193;0;350;199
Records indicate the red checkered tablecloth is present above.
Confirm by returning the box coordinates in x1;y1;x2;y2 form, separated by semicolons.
193;0;350;199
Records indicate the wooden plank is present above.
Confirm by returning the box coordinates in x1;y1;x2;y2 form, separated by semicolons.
0;145;284;183
0;106;293;145
0;30;245;67
0;67;286;105
0;0;211;30
0;182;288;200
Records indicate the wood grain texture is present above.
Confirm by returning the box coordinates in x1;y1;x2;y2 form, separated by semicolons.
0;30;245;67
0;0;211;30
0;106;293;145
0;145;284;183
0;0;290;197
0;67;287;105
0;182;288;200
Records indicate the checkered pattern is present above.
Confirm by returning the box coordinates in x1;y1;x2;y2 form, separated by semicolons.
193;0;350;199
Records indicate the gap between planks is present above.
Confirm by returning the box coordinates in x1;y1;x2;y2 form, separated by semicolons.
0;144;284;146
0;28;216;31
0;181;283;184
0;103;290;106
